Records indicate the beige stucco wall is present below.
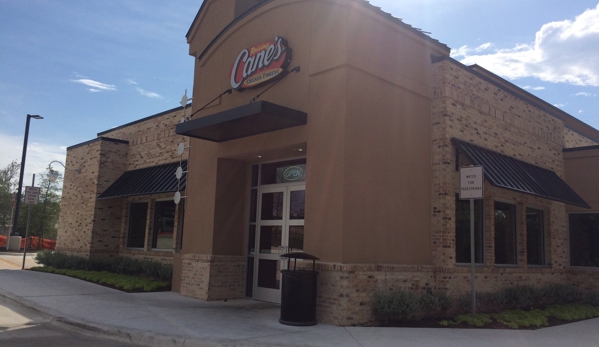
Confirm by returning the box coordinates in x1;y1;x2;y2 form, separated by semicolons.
564;146;599;213
182;0;448;269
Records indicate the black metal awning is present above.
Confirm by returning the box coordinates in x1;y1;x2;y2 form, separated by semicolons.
452;139;590;208
175;101;307;142
98;161;187;200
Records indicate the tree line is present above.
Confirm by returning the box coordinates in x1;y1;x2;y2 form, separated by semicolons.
0;160;62;244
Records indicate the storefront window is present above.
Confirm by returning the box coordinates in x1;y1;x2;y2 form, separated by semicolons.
260;159;306;185
127;202;148;248
455;196;484;264
289;190;305;220
261;192;284;220
494;201;517;265
569;213;599;267
152;200;175;250
526;208;545;265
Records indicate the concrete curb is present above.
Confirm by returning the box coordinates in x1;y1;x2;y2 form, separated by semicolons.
0;291;214;347
1;289;298;347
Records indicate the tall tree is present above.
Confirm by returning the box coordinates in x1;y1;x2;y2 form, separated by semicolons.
16;168;62;245
0;160;20;230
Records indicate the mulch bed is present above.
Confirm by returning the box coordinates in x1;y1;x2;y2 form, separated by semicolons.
374;316;588;330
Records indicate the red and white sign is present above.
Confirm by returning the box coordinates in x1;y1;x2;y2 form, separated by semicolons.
230;36;292;91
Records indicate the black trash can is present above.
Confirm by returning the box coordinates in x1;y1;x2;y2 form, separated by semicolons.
279;252;319;326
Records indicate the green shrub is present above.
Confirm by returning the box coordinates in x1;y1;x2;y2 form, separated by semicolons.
503;285;539;310
453;294;472;315
419;291;451;317
87;257;108;272
157;264;173;282
110;256;142;276
30;267;170;292
476;291;507;313
64;254;88;270
541;285;582;306
544;304;599;321
372;290;420;322
584;292;599;307
32;251;172;283
451;313;492;327
34;250;53;266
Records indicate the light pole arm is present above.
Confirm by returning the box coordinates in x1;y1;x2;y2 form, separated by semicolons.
48;160;81;182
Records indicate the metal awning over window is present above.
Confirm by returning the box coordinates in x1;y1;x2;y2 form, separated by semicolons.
175;101;307;142
98;161;187;200
452;139;590;208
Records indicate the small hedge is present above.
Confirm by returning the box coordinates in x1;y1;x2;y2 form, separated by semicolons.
30;267;170;292
373;284;599;325
34;250;173;282
440;304;599;329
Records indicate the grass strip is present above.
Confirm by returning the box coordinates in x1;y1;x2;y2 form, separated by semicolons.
440;303;599;329
31;266;170;292
492;309;549;329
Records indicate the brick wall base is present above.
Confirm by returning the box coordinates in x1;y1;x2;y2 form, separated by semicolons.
179;253;245;301
311;262;598;326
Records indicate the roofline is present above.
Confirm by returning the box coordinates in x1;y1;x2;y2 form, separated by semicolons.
433;56;599;143
186;0;271;40
190;0;449;63
563;144;599;153
194;0;274;62
67;137;129;151
97;104;191;137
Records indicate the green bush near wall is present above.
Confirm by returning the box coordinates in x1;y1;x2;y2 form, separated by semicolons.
34;250;173;282
30;267;171;292
373;284;599;328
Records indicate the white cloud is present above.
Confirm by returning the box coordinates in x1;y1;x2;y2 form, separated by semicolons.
0;132;66;191
522;86;546;91
553;103;567;108
579;110;584;113
456;4;599;86
135;87;162;99
125;79;138;85
574;91;596;97
71;78;117;91
451;42;493;58
473;42;493;52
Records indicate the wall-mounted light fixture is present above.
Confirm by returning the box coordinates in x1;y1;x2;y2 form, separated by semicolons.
48;160;81;182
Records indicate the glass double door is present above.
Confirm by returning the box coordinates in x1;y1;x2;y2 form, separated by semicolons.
252;184;305;303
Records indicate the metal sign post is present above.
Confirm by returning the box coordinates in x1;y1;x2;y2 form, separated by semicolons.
22;175;39;269
459;165;484;319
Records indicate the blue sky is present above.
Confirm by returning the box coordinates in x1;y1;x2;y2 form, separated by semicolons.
1;0;598;187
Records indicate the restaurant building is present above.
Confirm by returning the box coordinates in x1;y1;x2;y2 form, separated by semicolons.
56;0;599;325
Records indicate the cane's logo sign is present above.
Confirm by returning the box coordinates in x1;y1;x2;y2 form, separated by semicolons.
230;37;292;91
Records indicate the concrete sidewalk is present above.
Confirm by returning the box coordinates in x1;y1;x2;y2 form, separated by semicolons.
0;251;39;269
1;257;599;347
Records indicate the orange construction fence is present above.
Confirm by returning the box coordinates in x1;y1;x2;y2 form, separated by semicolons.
0;235;56;250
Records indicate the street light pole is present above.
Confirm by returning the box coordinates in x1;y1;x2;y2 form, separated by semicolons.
12;114;43;238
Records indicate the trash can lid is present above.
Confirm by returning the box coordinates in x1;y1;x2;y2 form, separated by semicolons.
280;252;319;260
